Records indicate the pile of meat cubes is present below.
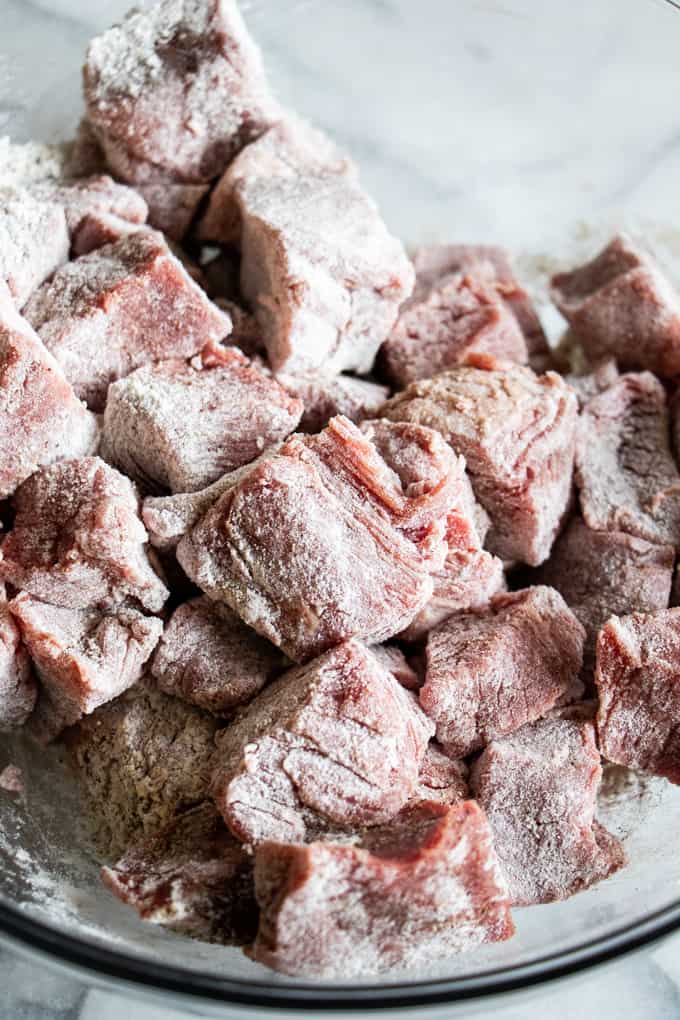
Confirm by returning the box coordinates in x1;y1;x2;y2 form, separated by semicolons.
2;0;680;980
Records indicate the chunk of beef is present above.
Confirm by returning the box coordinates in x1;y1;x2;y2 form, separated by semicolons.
381;361;578;565
370;645;421;690
101;348;302;494
151;596;286;715
9;593;161;742
0;190;69;308
470;716;625;905
178;417;457;661
23;231;232;409
534;517;674;672
251;799;514;977
575;372;680;547
0;457;168;612
213;298;263;356
551;234;680;377
277;373;389;433
66;683;220;859
199;116;357;246
0;586;36;731
411;244;549;368
565;358;619;409
595;609;680;784
102;802;257;942
422;587;585;758
0;288;99;498
71;212;144;257
130;174;209;241
380;271;527;389
238;174;414;376
30;175;147;244
83;0;278;184
412;743;469;805
142;468;243;551
211;640;433;845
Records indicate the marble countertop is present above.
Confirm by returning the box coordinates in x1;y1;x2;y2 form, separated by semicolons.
3;0;680;1017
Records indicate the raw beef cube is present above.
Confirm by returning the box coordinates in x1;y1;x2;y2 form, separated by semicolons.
66;683;220;859
211;640;434;845
71;212;144;257
213;298;263;355
0;288;99;498
0;586;36;731
380;271;527;389
422;587;585;757
381;361;578;565
238;174;414;376
0;457;168;612
151;596;286;714
101;348;302;493
575;372;680;546
277;373;389;433
595;608;680;784
551;235;680;377
102;802;257;943
9;593;162;742
411;244;549;367
142;469;244;551
534;517;674;671
199;116;357;245
134;176;209;242
566;358;619;409
31;175;147;243
23;231;232;410
470;716;625;905
412;743;469;805
84;0;278;184
370;645;421;690
0;190;69;308
250;799;514;978
178;416;457;661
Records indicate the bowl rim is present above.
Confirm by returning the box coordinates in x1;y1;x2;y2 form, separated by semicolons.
0;896;679;1009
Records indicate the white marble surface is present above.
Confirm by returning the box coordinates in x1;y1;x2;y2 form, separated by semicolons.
2;0;680;1017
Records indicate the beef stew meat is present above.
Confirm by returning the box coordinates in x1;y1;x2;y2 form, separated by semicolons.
0;586;36;731
0;190;69;308
596;609;680;785
277;372;389;434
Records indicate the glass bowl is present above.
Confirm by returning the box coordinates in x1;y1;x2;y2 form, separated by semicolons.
2;0;680;1013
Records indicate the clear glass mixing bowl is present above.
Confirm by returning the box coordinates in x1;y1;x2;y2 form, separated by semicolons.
2;0;680;1014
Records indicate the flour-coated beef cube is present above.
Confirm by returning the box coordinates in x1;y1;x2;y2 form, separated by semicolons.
102;802;257;943
370;645;421;690
575;372;680;547
596;608;680;784
0;190;69;308
470;716;625;905
101;348;302;493
23;231;231;409
0;457;168;612
151;596;286;715
238;174;414;376
565;358;619;409
31;174;147;243
412;743;469;805
0;287;99;498
9;593;161;741
422;587;585;757
381;361;578;565
0;586;36;731
211;640;433;845
551;235;680;377
250;799;514;977
277;373;389;433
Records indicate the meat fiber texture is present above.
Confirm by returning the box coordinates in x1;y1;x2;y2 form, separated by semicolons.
380;360;578;566
211;640;434;846
379;270;528;389
151;596;287;715
421;587;585;758
0;457;168;613
409;244;549;368
9;593;161;743
102;802;257;943
534;516;674;672
250;800;514;978
277;372;389;433
0;189;69;308
237;173;414;377
101;347;302;494
0;585;36;731
22;231;232;410
470;716;625;906
551;234;680;378
66;683;220;860
83;0;279;186
596;608;680;785
177;416;458;662
0;286;99;498
199;115;358;246
575;372;680;547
